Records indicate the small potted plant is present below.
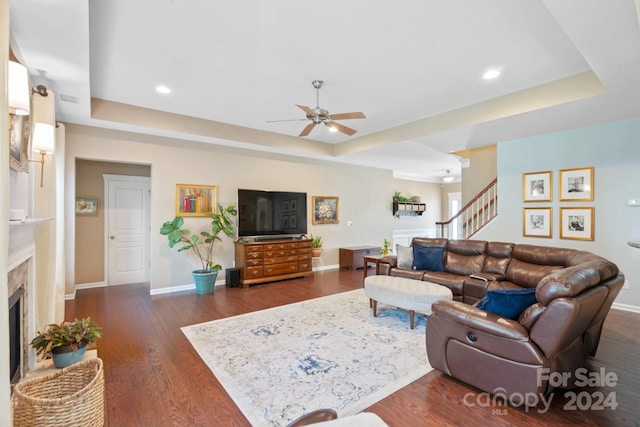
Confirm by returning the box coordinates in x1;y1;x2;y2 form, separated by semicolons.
380;238;392;256
310;233;323;257
31;317;102;368
160;204;237;294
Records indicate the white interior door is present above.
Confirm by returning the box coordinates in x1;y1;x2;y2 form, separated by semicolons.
105;175;150;285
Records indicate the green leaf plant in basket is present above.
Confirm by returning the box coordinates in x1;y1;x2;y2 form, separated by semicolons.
31;317;102;368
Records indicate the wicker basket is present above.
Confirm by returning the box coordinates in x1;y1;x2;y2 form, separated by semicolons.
12;358;104;427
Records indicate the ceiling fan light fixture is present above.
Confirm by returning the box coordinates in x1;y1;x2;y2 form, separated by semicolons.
442;170;454;183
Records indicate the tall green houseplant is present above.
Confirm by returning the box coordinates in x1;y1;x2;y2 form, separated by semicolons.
161;204;237;294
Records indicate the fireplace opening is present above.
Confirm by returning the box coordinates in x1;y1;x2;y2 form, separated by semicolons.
9;287;24;385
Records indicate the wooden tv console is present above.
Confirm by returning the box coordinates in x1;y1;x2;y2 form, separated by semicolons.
234;238;313;287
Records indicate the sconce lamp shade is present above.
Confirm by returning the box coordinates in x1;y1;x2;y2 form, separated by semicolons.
30;88;56;154
8;61;30;115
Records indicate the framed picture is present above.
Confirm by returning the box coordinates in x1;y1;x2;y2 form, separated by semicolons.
560;207;594;241
76;198;98;216
9;114;30;173
523;207;552;238
175;184;217;217
522;171;552;202
312;196;339;224
559;167;593;201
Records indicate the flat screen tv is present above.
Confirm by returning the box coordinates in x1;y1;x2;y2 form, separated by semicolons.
237;189;307;238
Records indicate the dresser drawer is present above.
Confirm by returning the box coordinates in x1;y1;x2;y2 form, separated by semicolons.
246;245;263;253
299;260;312;272
264;262;298;277
246;251;263;260
246;266;263;279
264;256;298;265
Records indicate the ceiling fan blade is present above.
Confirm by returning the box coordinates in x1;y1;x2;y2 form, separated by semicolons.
329;121;357;136
266;118;308;123
299;123;316;137
296;104;315;116
330;112;366;120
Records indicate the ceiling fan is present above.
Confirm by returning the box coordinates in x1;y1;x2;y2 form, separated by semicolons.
268;80;366;137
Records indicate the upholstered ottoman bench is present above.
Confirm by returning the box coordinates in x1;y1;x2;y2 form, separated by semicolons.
364;275;453;329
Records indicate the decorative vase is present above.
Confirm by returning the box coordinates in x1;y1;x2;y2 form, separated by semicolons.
193;269;218;294
311;248;323;258
51;341;88;368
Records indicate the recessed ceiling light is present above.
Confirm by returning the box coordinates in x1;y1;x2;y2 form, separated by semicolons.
156;85;171;94
483;69;501;80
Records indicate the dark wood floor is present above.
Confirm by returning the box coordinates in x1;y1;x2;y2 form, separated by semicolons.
65;269;640;426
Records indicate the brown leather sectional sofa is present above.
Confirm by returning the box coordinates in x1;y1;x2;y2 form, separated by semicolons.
377;237;624;404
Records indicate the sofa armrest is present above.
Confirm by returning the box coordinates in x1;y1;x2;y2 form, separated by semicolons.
378;255;398;268
427;300;545;367
431;300;529;341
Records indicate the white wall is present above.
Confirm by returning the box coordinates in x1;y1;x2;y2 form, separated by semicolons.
64;125;441;293
476;117;640;310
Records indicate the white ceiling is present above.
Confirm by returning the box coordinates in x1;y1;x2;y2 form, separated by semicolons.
9;0;640;182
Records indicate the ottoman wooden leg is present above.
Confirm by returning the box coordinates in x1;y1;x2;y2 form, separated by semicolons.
372;300;378;317
409;310;415;329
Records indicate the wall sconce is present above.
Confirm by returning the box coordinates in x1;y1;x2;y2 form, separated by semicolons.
8;60;30;115
28;85;56;187
442;170;454;183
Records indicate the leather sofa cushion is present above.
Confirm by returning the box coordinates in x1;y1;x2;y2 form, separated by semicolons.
505;259;561;289
423;271;465;300
482;256;510;277
512;244;574;266
447;239;487;255
486;242;514;258
445;251;484;276
389;268;424;280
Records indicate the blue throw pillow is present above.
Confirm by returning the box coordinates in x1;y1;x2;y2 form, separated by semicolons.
412;245;445;272
476;288;537;320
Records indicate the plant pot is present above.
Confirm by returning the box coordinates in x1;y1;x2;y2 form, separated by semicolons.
51;341;89;368
311;248;323;258
193;269;218;294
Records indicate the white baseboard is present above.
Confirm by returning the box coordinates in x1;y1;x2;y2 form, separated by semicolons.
313;263;339;272
65;281;107;300
76;281;107;290
149;280;227;295
612;302;640;313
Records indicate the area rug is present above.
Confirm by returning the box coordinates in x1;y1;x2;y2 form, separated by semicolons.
181;289;432;426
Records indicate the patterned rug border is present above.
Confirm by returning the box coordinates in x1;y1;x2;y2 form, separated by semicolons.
182;289;432;426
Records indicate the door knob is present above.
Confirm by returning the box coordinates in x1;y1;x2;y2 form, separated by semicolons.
110;236;115;240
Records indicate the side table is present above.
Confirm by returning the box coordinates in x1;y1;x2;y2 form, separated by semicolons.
363;254;385;284
339;246;381;270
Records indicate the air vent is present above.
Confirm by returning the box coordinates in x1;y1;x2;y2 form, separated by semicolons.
60;94;78;103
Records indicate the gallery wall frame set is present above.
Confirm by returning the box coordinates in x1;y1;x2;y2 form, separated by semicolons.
560;207;594;241
522;167;594;240
312;196;339;224
522;171;552;202
559;167;594;201
175;184;217;217
523;207;552;238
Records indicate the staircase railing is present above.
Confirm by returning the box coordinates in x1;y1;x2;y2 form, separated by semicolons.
436;178;498;239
